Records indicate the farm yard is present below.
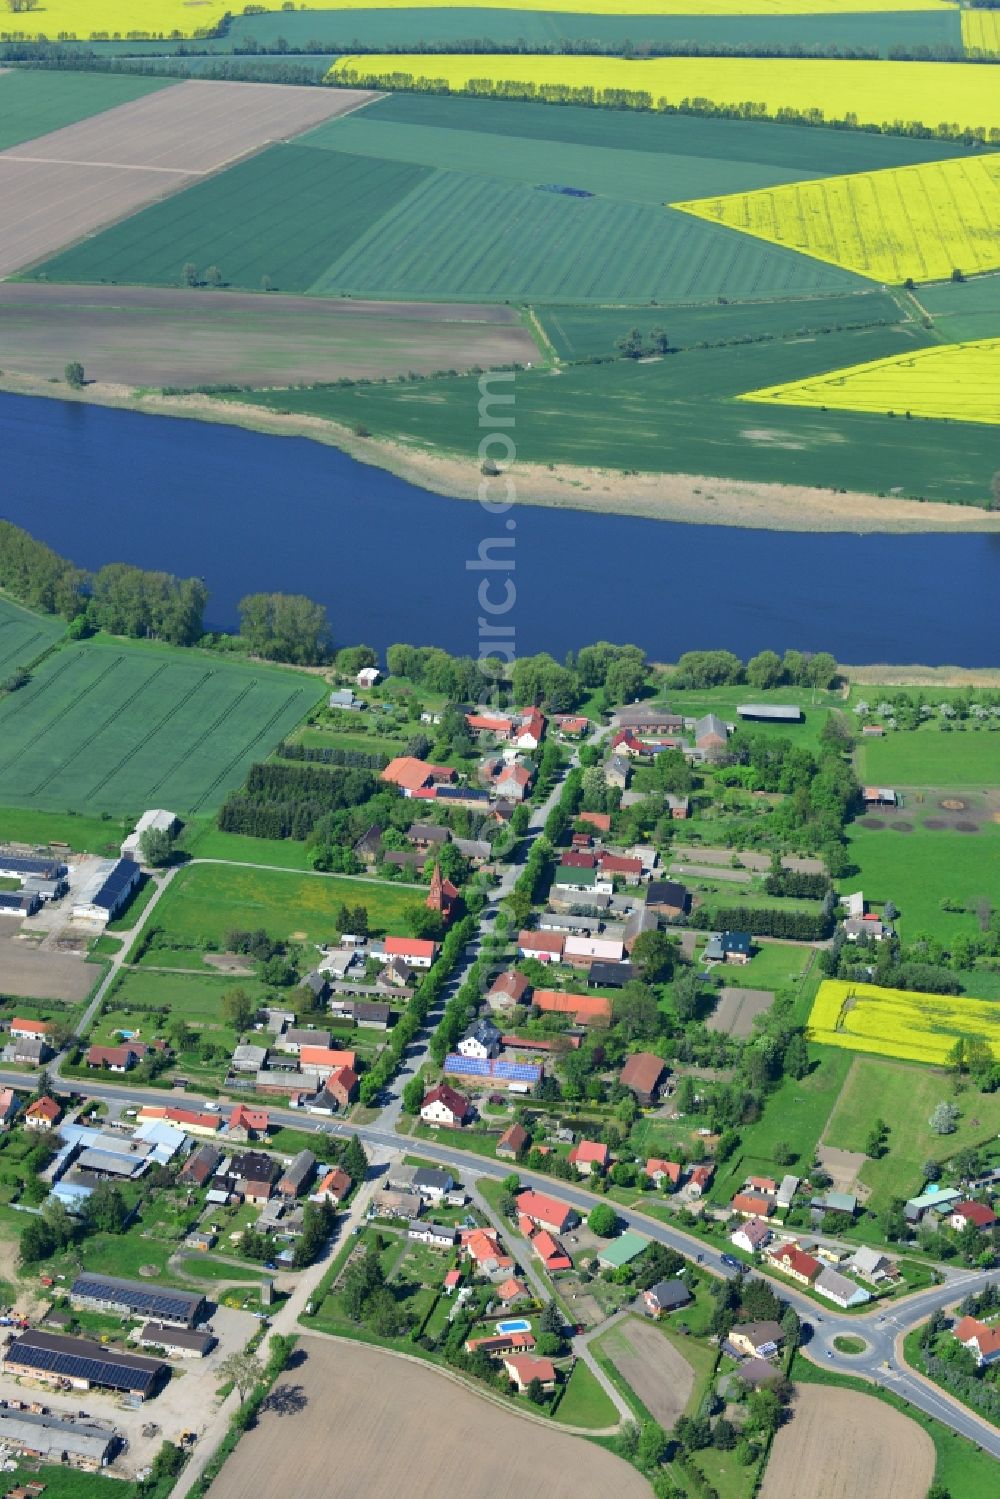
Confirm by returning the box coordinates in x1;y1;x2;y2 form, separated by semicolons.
742;337;1000;426
0;637;321;817
0;78;373;279
208;1335;650;1499
807;979;1000;1066
0;284;537;388
675;154;1000;284
759;1384;934;1499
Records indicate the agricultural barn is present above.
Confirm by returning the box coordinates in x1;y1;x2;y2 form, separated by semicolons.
136;1323;216;1359
619;1051;667;1105
4;1330;168;1400
121;809;179;860
69;1273;205;1328
862;786;898;806
645;880;690;919
0;1407;118;1469
736;704;803;722
0;852;67;883
71;858;141;925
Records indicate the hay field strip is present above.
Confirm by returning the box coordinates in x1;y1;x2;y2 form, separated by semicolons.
331;55;1000;137
0;284;536;387
739;336;1000;425
0;642;320;816
0;79;374;279
672;153;1000;284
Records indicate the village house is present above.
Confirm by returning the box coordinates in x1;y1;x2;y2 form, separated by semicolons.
568;1139;609;1176
420;1083;471;1128
728;1321;784;1359
277;1149;316;1200
381;757;456;795
516;1189;577;1235
232;1151;277;1204
619;1051;667;1105
644;880;690;920
604;755;631;791
612;707;685;735
948;1201;997;1232
704;931;753;965
179;1144;221;1189
731;1217;772;1255
578;811;611;834
765;1241;821;1285
352;824;383;865
458;1018;502;1060
533;989;612;1026
665;794;690;819
731;1192;774;1219
465;1331;536;1359
325;1065;359;1111
687;1164;713;1197
408;1221;457;1250
0;1088;19;1130
954;1316;1000;1367
498;1276;529;1305
25;1094;61;1131
503;1354;556;1393
311;1166;351;1205
527;1227;572;1273
383;935;439;969
275;1028;332;1056
86;1044;139;1072
497;1122;529;1161
642;1279;692;1317
846;1245;896;1284
517;930;565;964
488;969;532;1009
646;1158;682;1189
227;1103;269;1142
814;1267;870;1308
694;713;729;751
461;1227;514;1277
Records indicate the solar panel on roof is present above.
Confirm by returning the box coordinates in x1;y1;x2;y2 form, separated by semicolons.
11;1341;158;1394
71;1274;200;1323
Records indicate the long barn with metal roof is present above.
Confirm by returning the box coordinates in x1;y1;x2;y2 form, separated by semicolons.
4;1329;168;1400
69;1272;205;1327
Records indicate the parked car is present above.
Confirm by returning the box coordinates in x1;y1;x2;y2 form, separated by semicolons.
720;1254;740;1269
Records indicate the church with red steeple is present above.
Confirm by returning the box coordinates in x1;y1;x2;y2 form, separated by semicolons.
426;862;461;925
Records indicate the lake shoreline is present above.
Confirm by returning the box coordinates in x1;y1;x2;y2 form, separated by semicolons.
4;372;999;537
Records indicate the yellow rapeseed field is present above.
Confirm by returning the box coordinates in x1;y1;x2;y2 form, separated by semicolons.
672;155;1000;283
962;9;1000;58
807;979;1000;1066
738;338;1000;425
331;55;1000;138
0;0;958;41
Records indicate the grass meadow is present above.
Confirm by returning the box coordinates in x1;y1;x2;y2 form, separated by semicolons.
0;637;321;817
823;1055;1000;1210
855;726;1000;785
150;862;422;947
841;823;1000;941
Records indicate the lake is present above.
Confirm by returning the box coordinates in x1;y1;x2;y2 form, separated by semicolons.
1;391;997;665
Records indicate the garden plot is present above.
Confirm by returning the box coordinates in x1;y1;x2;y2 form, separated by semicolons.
599;1316;695;1428
707;986;776;1037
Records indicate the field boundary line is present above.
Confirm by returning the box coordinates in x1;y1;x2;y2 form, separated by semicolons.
0;154;193;176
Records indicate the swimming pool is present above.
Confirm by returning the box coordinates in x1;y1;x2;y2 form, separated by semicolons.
495;1318;531;1334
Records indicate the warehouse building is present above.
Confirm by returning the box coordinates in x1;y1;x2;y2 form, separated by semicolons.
4;1329;168;1400
71;858;141;925
136;1322;216;1359
0;1406;119;1468
121;809;179;861
69;1272;205;1328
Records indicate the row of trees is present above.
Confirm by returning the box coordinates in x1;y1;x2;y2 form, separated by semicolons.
667;647;838;691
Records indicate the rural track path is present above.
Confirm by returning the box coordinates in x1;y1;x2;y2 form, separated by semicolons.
570;1309;635;1424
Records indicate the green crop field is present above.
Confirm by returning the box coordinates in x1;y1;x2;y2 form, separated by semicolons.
823;1055;1000;1212
0;593;66;674
0;637;321;817
841;823;1000;942
32;144;430;297
855;727;1000;786
151;862;422;948
537;289;905;360
0;69;174;152
230;319;1000;505
919;273;1000;343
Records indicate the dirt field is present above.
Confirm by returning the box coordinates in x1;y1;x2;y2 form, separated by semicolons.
0;284;538;387
759;1385;934;1499
708;987;776;1038
600;1317;694;1430
0;929;96;1002
0;79;374;277
209;1336;652;1499
816;1144;867;1199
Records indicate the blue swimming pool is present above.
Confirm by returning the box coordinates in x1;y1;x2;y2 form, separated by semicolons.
495;1318;531;1334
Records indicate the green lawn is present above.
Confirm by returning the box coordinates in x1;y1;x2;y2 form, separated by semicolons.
106;872;158;932
841;824;1000;943
0;636;321;817
711;1045;853;1202
0;1465;150;1499
181;823;317;870
0;805;130;857
551;1357;619;1429
855;728;1000;787
0;69;174;152
148;862;422;947
822;1056;1000;1212
791;1353;999;1499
